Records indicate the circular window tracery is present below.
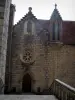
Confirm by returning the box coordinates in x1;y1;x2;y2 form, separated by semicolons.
23;51;32;62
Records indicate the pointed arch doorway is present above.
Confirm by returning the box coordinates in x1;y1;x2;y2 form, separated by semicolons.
22;73;32;93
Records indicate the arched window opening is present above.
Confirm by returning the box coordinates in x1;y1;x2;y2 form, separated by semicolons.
27;20;32;33
52;22;60;41
58;23;60;40
52;23;55;40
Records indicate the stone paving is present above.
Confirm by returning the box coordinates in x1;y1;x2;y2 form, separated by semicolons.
0;95;58;100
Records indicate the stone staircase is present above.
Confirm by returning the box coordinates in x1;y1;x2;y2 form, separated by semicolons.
49;79;75;100
0;95;58;100
0;79;75;100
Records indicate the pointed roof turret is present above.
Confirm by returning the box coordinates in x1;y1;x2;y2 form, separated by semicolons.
50;4;62;21
24;7;37;21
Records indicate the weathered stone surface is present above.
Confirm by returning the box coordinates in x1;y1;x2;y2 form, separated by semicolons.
0;0;11;93
11;30;75;92
0;95;58;100
0;78;4;93
0;2;75;94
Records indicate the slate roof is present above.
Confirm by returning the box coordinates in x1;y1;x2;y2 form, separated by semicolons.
24;10;37;21
35;19;49;34
50;7;62;21
62;21;75;44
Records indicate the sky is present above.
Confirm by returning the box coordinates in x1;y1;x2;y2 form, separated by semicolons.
12;0;75;24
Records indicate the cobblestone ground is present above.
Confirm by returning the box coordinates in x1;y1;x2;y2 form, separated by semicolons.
0;95;58;100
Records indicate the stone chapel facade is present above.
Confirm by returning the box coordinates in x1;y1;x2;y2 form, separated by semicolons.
0;0;75;94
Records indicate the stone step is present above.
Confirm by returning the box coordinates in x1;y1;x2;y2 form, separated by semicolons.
0;95;58;100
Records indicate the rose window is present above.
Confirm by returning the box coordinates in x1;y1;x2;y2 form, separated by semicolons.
23;51;32;62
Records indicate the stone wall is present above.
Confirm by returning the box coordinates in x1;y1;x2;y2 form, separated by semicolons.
5;4;15;92
10;11;75;93
0;0;11;93
11;38;75;93
11;30;75;93
54;45;75;87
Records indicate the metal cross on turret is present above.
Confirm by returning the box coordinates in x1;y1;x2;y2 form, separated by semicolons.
29;7;32;12
55;4;57;9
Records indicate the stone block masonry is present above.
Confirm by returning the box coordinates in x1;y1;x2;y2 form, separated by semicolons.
0;0;11;93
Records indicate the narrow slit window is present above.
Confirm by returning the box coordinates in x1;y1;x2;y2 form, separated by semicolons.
58;23;60;40
52;23;55;40
27;20;32;33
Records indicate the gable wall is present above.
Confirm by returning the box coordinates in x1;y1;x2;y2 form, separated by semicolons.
7;8;75;93
11;31;75;92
